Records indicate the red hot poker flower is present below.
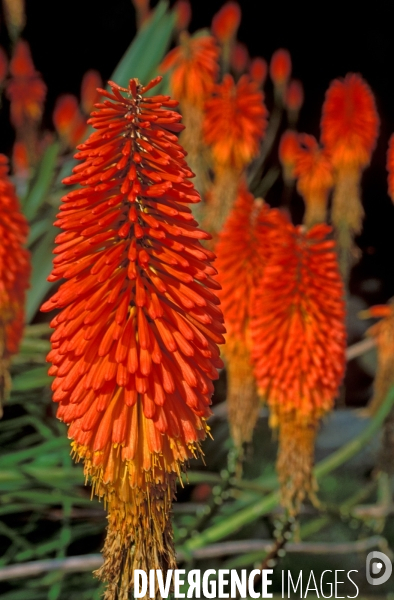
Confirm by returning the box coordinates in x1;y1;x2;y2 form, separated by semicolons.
249;57;267;87
41;76;224;600
81;69;102;115
0;154;30;416
203;74;267;172
293;134;334;227
251;223;346;512
6;39;46;129
203;73;268;233
215;183;288;447
320;73;379;278
160;34;219;109
270;48;291;88
211;1;241;44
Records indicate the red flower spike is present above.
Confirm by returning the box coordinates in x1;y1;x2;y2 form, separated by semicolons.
321;73;379;171
279;129;300;181
81;69;102;115
230;42;249;75
203;74;267;171
6;40;46;129
174;0;191;32
387;134;394;203
12;140;29;177
53;94;87;148
215;183;288;447
321;73;379;278
293;134;334;227
0;154;30;417
285;79;304;112
41;76;224;599
251;222;346;512
211;1;241;44
160;34;219;108
270;48;291;87
249;57;267;87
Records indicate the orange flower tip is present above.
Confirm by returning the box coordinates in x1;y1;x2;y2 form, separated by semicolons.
160;35;219;108
9;39;36;78
285;79;304;112
279;130;300;169
387;133;394;202
81;69;102;115
174;0;191;31
0;46;8;85
270;48;292;87
203;74;268;171
321;73;379;170
230;42;249;74
293;134;334;199
211;1;241;43
249;57;267;87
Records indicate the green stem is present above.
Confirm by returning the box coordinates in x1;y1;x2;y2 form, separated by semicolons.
181;387;394;553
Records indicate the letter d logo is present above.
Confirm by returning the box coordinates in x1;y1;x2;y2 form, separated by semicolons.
366;551;392;585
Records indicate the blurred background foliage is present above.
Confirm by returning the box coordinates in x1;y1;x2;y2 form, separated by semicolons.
1;1;394;599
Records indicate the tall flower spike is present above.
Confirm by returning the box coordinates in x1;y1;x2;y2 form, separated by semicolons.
6;40;46;130
41;76;224;600
160;34;219;197
0;155;30;417
251;223;346;513
203;74;268;234
215;183;287;449
293;134;334;227
270;48;291;99
321;73;379;279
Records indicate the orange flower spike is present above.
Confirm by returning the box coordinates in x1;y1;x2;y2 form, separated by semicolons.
251;222;346;512
321;73;379;171
81;69;102;115
270;48;291;97
174;0;191;33
203;74;267;232
53;94;87;148
41;76;224;600
160;34;219;109
321;73;379;278
286;79;304;127
204;74;267;171
211;1;241;44
0;47;8;85
386;134;394;202
279;129;300;182
294;134;334;227
12;140;29;177
0;155;30;417
6;40;46;129
216;183;288;447
249;57;267;87
230;42;249;76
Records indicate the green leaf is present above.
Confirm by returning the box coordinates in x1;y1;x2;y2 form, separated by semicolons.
26;228;56;323
11;367;51;392
22;142;60;221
